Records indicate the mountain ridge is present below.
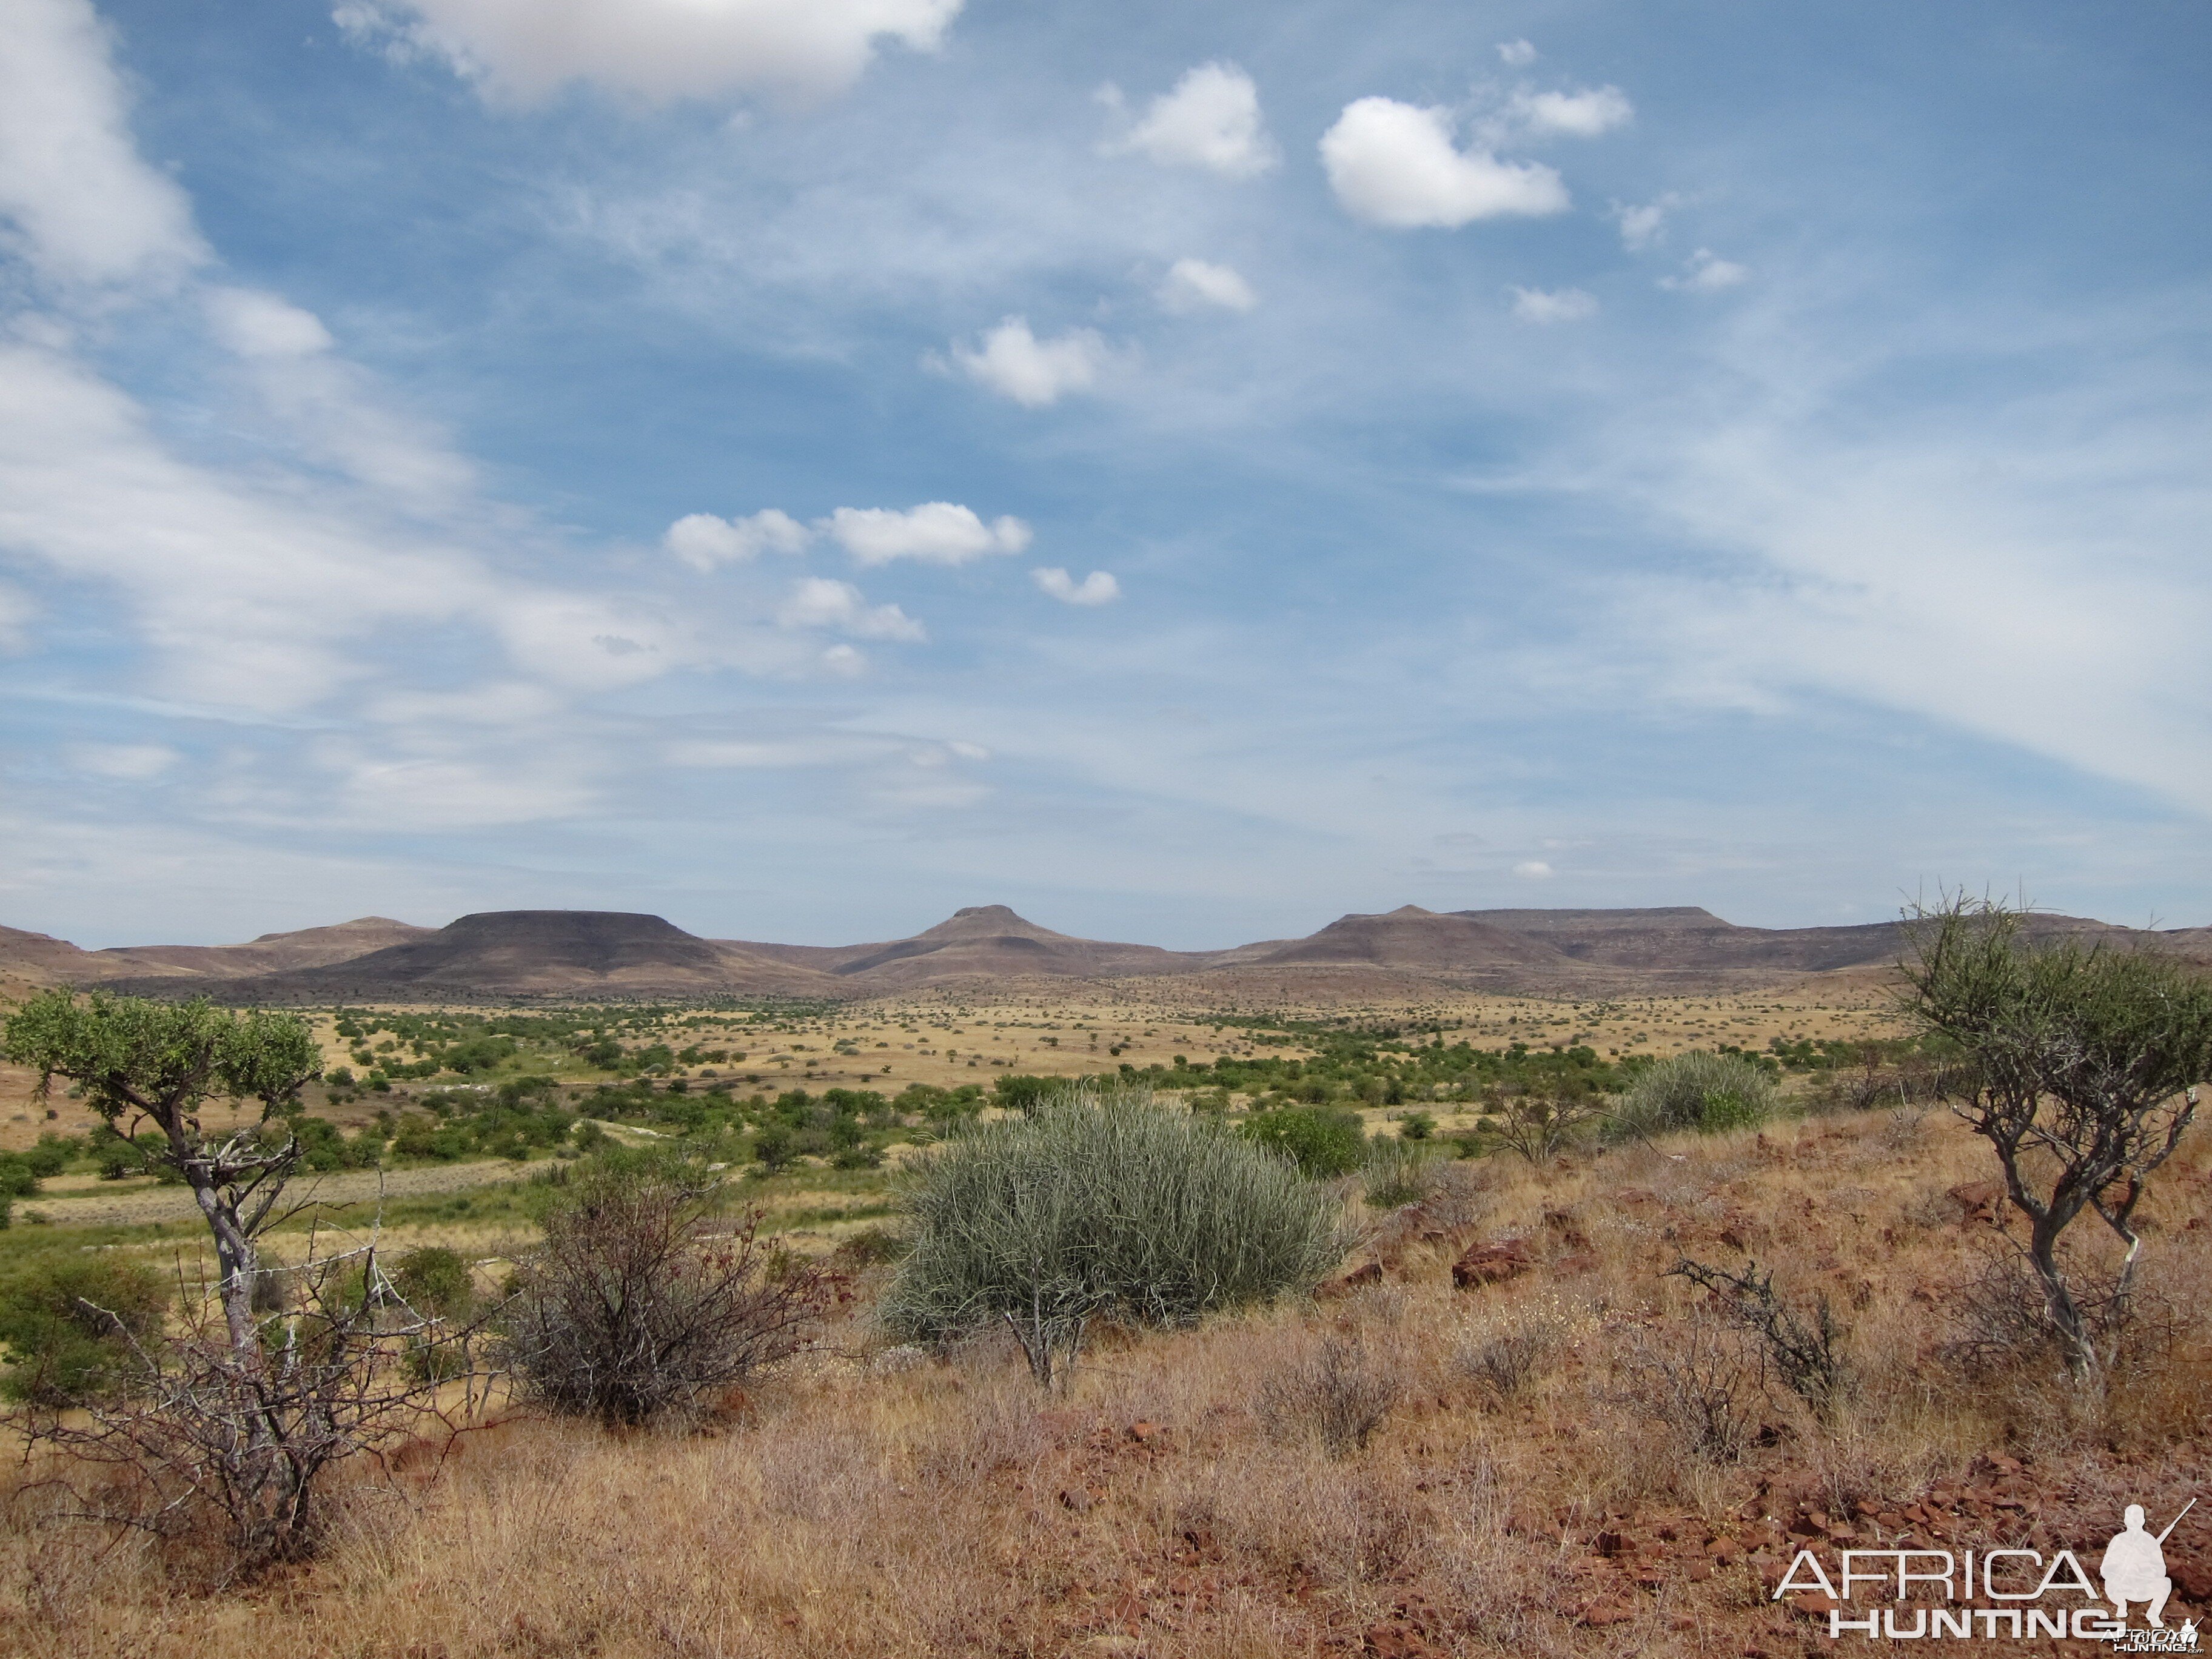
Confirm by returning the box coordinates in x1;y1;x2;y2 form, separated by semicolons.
7;903;2206;1004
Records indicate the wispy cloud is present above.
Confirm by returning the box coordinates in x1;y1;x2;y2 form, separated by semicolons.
333;0;965;104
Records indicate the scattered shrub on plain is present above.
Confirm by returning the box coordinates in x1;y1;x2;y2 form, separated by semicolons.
1239;1104;1366;1178
497;1168;842;1425
0;1255;171;1406
1259;1332;1399;1457
1360;1136;1438;1210
882;1087;1346;1386
1607;1050;1778;1142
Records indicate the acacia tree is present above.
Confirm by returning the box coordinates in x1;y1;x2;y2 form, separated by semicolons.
1;991;472;1566
1900;899;2212;1385
1;992;320;1365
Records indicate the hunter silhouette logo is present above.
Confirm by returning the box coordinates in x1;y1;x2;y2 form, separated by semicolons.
2105;1502;2192;1630
1774;1498;2200;1647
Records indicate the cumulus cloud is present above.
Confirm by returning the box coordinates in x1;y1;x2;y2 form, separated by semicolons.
777;575;925;639
947;316;1108;407
1512;859;1553;879
1320;98;1568;228
1613;193;1681;251
1106;62;1275;178
823;502;1030;566
1031;567;1119;606
0;0;209;289
1508;84;1633;139
1663;248;1750;292
1510;286;1598;324
1496;39;1537;67
664;508;811;570
332;0;964;104
1158;257;1256;314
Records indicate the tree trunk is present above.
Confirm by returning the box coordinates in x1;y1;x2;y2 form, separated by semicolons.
2026;1216;2100;1387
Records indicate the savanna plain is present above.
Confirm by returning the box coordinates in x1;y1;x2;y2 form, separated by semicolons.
1;955;2207;1659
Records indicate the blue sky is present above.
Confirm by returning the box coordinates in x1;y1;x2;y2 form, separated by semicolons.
1;0;2207;949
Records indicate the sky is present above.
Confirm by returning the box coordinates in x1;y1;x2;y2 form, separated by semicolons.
0;0;2207;950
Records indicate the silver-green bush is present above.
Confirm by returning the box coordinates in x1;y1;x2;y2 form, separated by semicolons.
880;1086;1346;1385
1609;1050;1779;1141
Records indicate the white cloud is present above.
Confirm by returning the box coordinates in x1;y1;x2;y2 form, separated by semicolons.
665;508;811;570
1510;286;1598;324
1320;98;1569;229
1512;859;1553;879
1032;568;1119;606
823;501;1031;566
202;286;476;504
364;680;564;726
321;743;598;828
204;288;335;357
0;581;30;650
1496;39;1537;67
1158;258;1256;314
1109;62;1275;178
0;0;209;288
820;642;866;675
947;317;1108;406
1509;85;1633;139
333;0;965;104
1613;193;1681;251
68;743;178;781
777;575;925;639
1663;248;1750;292
492;592;690;692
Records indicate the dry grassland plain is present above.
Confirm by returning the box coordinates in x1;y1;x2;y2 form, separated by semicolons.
4;979;2208;1658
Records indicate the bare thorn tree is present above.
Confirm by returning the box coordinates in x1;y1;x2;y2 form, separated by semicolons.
1667;1255;1846;1419
1899;897;2212;1386
26;1230;466;1573
495;1167;846;1425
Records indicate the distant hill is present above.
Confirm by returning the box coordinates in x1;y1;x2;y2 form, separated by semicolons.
723;905;1204;988
95;917;435;979
1232;906;1572;974
9;900;2208;1005
154;911;840;1002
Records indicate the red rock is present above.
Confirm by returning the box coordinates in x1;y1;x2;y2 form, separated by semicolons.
1580;1598;1640;1627
1948;1181;2004;1222
1452;1237;1536;1289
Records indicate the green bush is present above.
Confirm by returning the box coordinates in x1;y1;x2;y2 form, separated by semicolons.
1239;1105;1367;1177
882;1087;1346;1382
1608;1051;1779;1141
1361;1136;1438;1209
390;1245;475;1319
0;1254;170;1404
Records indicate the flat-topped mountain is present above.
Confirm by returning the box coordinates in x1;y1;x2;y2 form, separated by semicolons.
1235;906;1572;973
184;911;838;1000
9;901;2206;1004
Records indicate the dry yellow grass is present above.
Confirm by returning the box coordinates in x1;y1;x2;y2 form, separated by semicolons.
7;1105;2210;1658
